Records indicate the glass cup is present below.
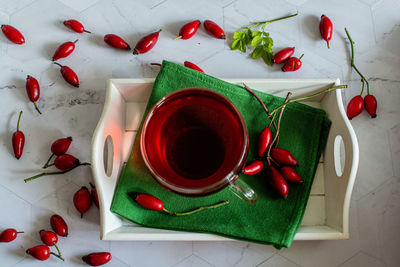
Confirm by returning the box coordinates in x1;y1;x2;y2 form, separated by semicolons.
140;88;257;204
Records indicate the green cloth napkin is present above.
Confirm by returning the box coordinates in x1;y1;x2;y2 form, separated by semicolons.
110;60;331;248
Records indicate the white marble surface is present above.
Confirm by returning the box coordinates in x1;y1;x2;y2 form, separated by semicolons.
0;0;399;266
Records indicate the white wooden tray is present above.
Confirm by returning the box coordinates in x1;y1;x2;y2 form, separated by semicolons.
91;78;359;241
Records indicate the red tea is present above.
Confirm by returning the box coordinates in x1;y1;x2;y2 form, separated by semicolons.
141;89;248;193
166;124;225;180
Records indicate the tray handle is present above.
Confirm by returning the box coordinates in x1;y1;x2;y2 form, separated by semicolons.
322;83;359;238
91;80;126;237
332;88;359;184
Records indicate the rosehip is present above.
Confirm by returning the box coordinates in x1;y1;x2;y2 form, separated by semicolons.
364;94;377;118
347;95;364;120
1;24;25;44
104;34;130;50
0;228;23;242
52;137;72;156
133;30;161;55
242;160;263;175
175;20;200;40
273;47;295;64
280;166;303;183
73;186;92;218
50;214;68;237
63;19;91;34
258;127;272;158
270;148;298;166
54;154;80;171
281;55;303;72
12;111;25;160
39;230;58;246
26;245;50;261
52;40;78;61
320;15;333;48
53;62;80;87
204;20;225;39
267;166;289;199
26;75;41;114
82;252;112;266
131;193;164;211
184;61;204;73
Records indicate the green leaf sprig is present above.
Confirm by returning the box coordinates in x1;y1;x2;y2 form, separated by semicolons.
231;12;298;66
